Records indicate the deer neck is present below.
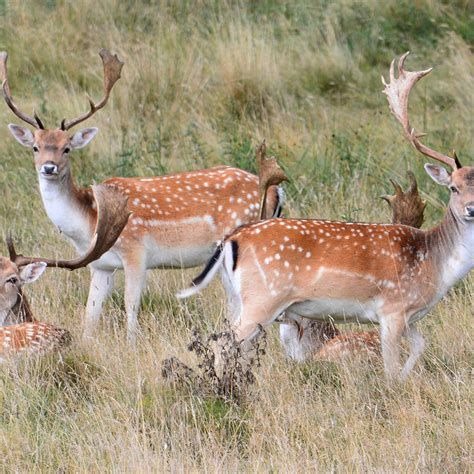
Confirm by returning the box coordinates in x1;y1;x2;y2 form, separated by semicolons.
38;170;95;253
425;208;474;295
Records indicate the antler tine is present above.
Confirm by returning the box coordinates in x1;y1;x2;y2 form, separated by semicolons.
8;184;131;270
406;170;418;195
382;52;458;170
61;49;124;131
388;177;403;196
0;52;44;129
257;140;288;220
453;151;463;169
256;139;267;172
6;233;18;261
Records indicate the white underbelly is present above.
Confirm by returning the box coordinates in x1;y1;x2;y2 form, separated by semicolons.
90;240;216;271
289;297;382;324
144;236;216;269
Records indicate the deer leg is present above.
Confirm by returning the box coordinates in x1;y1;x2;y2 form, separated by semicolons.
401;325;425;380
233;301;287;346
123;260;147;344
84;268;115;338
379;314;406;380
210;301;281;377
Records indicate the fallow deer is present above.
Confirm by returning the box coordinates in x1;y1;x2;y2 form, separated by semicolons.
0;50;283;342
0;184;129;359
178;52;474;380
280;172;426;362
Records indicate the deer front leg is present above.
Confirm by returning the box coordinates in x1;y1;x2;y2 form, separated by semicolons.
123;259;147;344
84;267;115;338
379;314;406;380
401;324;425;380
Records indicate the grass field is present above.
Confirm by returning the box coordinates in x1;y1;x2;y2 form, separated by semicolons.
0;0;472;471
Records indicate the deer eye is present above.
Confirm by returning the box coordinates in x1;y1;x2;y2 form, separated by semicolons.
63;147;70;154
6;277;18;285
449;186;459;194
33;146;39;152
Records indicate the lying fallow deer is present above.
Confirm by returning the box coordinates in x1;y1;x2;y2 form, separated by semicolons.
179;52;473;380
0;184;129;359
0;50;284;342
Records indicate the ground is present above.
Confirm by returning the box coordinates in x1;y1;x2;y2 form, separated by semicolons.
0;1;472;470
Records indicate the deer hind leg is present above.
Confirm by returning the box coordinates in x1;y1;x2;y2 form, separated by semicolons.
84;267;115;338
210;299;285;376
123;257;147;344
233;299;288;346
401;325;425;380
379;314;406;380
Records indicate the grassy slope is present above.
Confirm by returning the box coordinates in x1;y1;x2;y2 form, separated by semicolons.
0;0;472;471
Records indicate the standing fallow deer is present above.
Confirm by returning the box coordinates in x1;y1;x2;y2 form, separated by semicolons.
0;184;129;359
178;52;474;380
0;50;284;342
280;172;427;362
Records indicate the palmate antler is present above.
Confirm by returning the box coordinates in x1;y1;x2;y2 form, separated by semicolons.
0;49;123;131
7;184;130;270
0;52;45;129
256;140;288;220
382;51;462;170
382;171;426;229
60;49;124;131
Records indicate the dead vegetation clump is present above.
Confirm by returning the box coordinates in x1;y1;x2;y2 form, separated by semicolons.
162;327;266;404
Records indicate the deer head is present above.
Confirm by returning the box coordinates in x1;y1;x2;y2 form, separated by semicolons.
382;52;474;224
0;49;124;181
0;257;46;326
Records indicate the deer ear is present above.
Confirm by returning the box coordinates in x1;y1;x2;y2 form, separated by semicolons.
424;163;451;186
19;262;47;284
8;124;34;147
70;127;99;149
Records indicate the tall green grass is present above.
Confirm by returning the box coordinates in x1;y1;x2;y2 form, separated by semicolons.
0;0;472;470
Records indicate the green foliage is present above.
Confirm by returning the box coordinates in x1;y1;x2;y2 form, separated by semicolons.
0;0;472;470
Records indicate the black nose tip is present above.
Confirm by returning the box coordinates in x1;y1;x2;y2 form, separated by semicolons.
42;165;57;175
466;206;474;217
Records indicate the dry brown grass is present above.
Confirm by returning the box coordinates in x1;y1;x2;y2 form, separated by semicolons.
0;0;472;471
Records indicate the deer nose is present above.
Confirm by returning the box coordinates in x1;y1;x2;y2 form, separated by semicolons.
465;204;474;217
41;163;58;175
